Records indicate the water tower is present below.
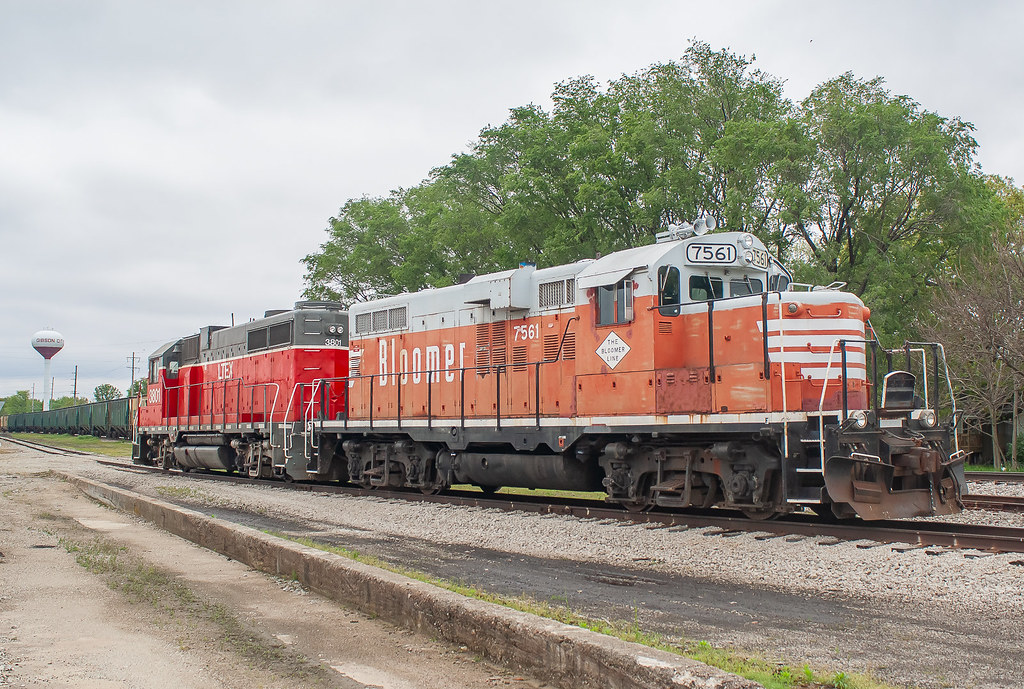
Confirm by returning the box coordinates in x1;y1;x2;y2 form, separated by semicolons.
32;329;64;411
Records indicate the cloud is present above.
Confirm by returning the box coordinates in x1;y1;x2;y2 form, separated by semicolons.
2;0;1022;399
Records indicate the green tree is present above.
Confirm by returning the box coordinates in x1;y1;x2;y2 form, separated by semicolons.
787;73;992;342
93;384;122;402
920;177;1024;468
0;391;32;414
303;45;995;347
51;396;90;410
127;379;148;397
304;42;804;302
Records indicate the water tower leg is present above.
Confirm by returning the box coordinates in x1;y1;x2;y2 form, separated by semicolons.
43;358;52;412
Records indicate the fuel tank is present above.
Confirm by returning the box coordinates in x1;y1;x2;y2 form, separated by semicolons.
443;452;603;492
173;445;235;471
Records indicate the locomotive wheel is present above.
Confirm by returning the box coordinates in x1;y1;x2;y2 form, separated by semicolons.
739;506;781;521
739;473;783;520
420;485;444;495
621;475;654;512
621;499;654;513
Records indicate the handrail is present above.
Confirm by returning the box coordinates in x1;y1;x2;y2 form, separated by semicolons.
162;378;278;436
312;352;575;431
815;338;960;458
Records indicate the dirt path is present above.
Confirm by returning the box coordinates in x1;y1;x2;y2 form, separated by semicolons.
0;445;551;688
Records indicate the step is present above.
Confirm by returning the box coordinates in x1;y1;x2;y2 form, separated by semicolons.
785;485;824;503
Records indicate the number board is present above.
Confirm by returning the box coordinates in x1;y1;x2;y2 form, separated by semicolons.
685;244;736;265
750;248;769;269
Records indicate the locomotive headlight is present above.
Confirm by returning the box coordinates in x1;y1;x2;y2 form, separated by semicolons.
849;409;868;429
917;409;937;428
329;325;337;333
741;233;754;248
743;250;753;264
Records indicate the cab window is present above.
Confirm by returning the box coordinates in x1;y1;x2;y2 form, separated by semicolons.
729;277;764;297
597;279;633;326
657;266;681;315
769;274;791;292
658;266;681;305
689;275;724;301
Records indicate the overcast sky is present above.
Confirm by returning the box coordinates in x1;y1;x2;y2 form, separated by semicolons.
2;0;1022;401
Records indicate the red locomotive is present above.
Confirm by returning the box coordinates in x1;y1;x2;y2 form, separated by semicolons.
136;302;349;479
135;222;966;520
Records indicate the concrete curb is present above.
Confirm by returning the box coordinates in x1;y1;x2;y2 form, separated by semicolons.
62;473;761;689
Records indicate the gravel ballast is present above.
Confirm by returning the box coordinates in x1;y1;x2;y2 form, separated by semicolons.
37;453;1024;687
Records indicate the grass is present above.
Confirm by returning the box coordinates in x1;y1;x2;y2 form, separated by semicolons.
10;432;132;458
59;532;326;683
272;532;895;689
155;485;213;502
452;484;606;501
964;463;1021;472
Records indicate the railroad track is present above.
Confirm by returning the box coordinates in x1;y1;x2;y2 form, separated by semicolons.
0;434;92;456
962;494;1024;513
965;470;1024;483
93;459;1024;555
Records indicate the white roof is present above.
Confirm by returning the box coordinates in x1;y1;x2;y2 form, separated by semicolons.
576;241;679;289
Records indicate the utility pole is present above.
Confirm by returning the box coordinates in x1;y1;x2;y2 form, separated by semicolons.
126;352;139;393
73;365;78;399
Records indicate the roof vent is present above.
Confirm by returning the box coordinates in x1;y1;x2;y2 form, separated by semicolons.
294;300;344;311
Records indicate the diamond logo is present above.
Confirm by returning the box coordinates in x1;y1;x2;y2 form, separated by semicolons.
596;332;630;369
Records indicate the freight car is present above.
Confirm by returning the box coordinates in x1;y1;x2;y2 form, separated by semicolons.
2;396;138;439
133;221;966;520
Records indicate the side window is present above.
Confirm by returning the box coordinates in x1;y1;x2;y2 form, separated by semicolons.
658;265;681;316
247;327;268;352
268;321;293;348
729;277;764;297
658;266;681;305
769;274;791;292
596;279;634;326
689;275;724;301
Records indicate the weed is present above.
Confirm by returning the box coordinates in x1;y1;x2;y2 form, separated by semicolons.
831;671;852;689
155;485;208;501
60;533;327;683
9;433;132;458
269;532;896;689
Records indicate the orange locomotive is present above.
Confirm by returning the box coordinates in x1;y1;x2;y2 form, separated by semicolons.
317;219;965;520
135;221;965;520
